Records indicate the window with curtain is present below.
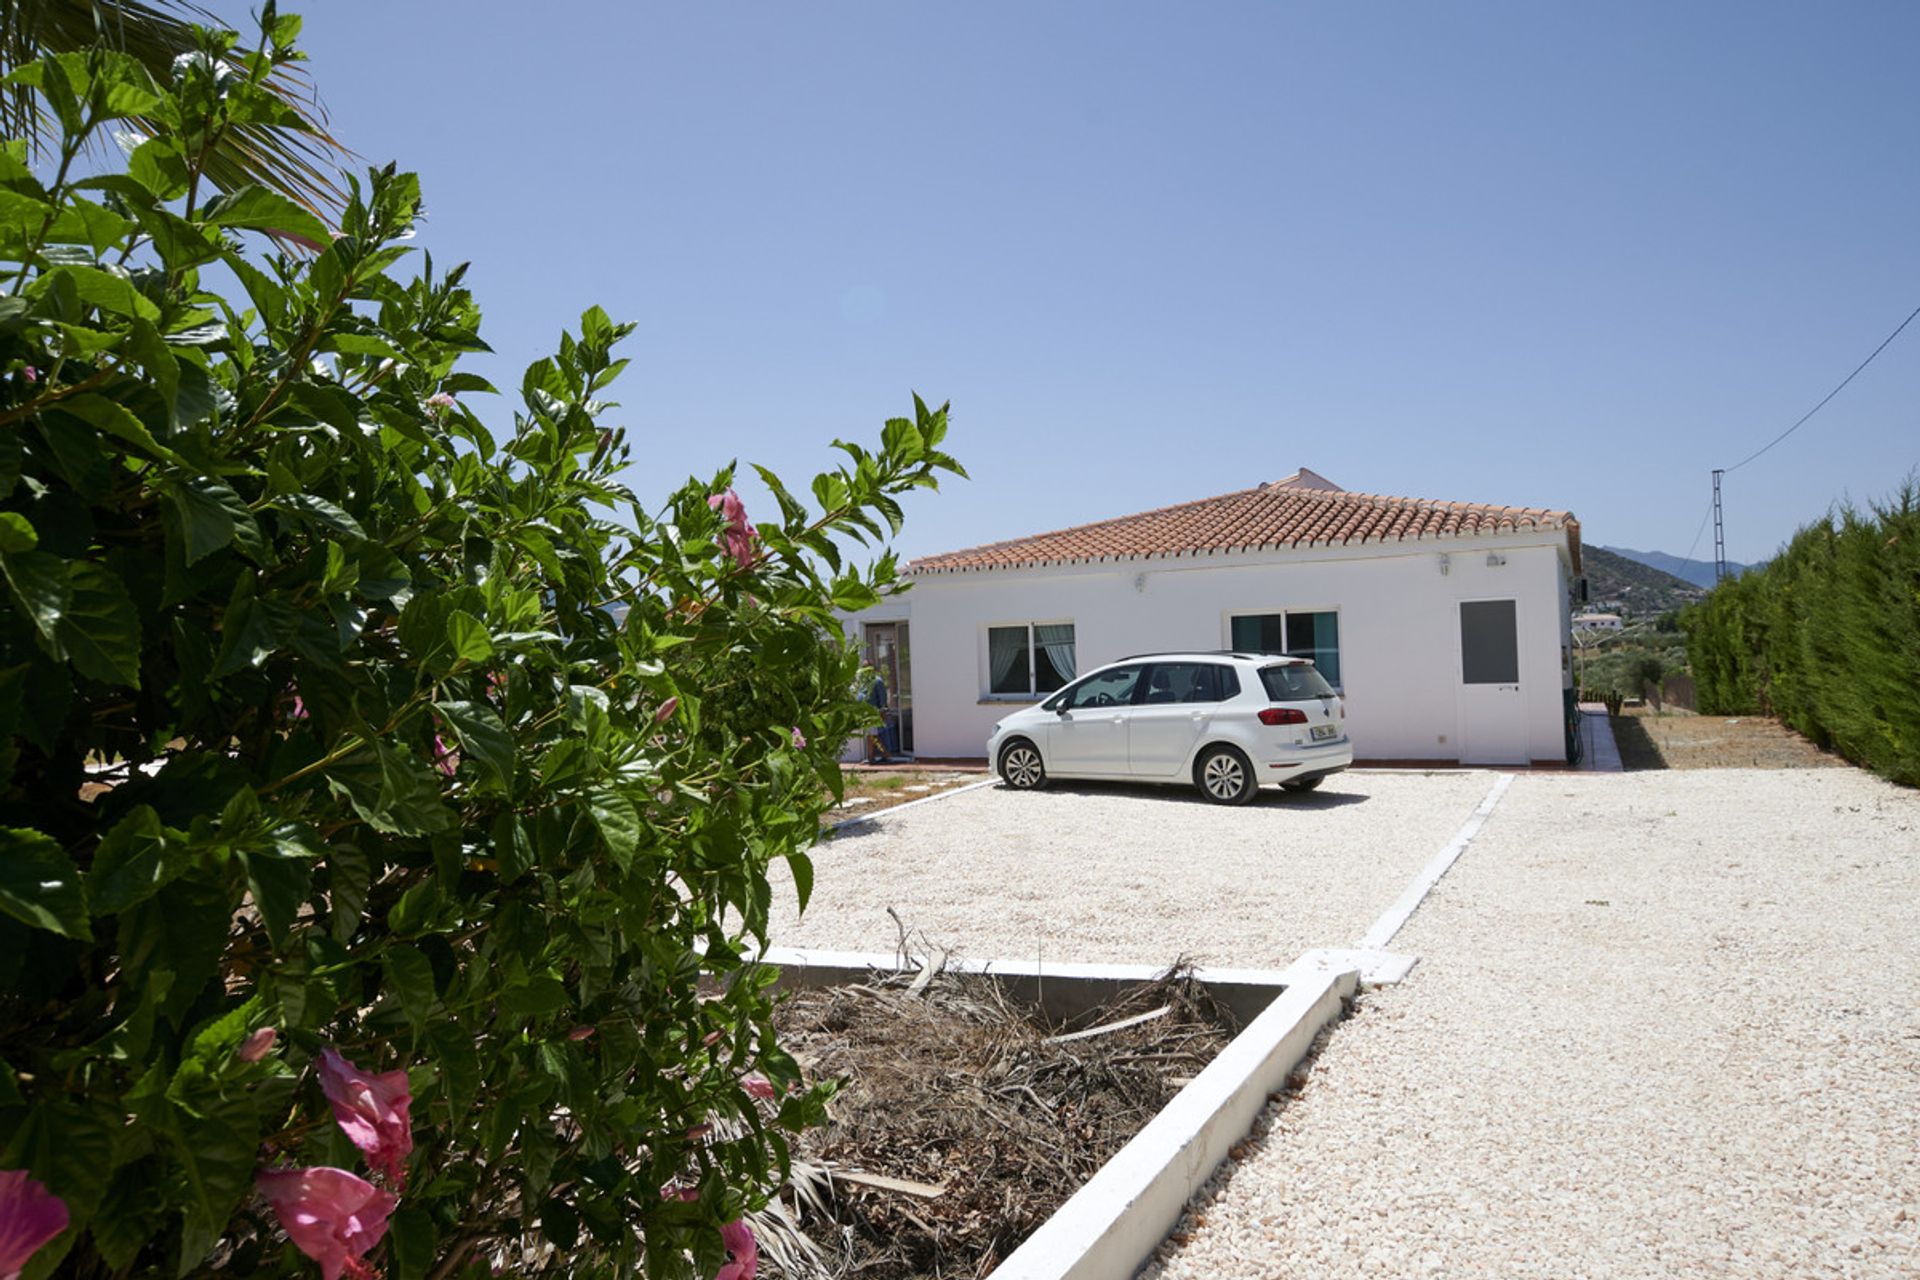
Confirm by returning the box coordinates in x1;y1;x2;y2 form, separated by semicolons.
1229;610;1341;687
986;622;1075;696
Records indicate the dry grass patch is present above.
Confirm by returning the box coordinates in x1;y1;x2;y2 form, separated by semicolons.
1611;707;1844;770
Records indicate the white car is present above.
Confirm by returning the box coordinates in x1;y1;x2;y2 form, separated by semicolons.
986;651;1352;805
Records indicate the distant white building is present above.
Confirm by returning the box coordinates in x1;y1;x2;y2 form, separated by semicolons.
846;471;1583;767
1573;613;1624;631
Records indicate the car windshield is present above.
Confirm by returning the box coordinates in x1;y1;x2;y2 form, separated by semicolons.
1260;663;1335;700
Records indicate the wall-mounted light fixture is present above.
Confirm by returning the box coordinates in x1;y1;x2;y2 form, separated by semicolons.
1133;572;1147;593
1437;553;1451;576
1486;552;1507;567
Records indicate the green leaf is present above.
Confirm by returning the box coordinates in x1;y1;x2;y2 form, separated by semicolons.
829;578;880;612
36;264;160;322
200;185;330;247
163;1093;260;1275
0;512;36;555
432;700;512;791
389;1207;437;1280
117;876;228;1022
57;562;142;688
426;1018;481;1115
327;845;371;944
211;594;292;678
46;394;177;462
446;609;493;663
0;548;69;647
324;743;455;837
275;492;366;541
586;787;640;870
47;195;133;255
93;1159;166;1271
128;137;190;201
85;806;178;915
166;478;232;565
0;826;91;939
787;851;815;914
125;317;180;414
385;944;437;1033
499;975;568;1017
238;827;317;949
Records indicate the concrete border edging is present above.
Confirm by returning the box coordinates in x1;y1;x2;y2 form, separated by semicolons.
825;777;998;832
1356;770;1514;951
987;962;1359;1280
758;946;1296;1026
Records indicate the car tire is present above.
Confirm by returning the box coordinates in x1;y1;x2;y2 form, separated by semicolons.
998;740;1048;791
1195;745;1257;805
1281;776;1324;793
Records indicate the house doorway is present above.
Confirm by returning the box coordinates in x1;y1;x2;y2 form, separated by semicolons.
863;622;913;757
1457;598;1529;765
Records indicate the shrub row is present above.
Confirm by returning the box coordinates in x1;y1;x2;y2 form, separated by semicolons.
1681;482;1920;786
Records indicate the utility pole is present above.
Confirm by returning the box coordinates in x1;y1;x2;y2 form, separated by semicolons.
1711;468;1727;583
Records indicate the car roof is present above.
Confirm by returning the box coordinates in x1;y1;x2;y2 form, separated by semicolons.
1107;651;1308;665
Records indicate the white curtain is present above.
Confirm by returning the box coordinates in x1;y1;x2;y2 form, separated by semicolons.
989;627;1025;691
1034;623;1076;682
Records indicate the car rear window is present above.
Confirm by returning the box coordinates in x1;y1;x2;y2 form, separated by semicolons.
1260;663;1334;700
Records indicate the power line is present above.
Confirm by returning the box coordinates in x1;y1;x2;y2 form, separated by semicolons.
1679;493;1715;568
1724;301;1920;473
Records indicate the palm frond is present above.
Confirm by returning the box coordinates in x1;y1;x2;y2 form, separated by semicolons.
0;0;347;219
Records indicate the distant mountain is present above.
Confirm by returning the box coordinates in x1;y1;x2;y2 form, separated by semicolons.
1599;545;1752;591
1583;546;1706;618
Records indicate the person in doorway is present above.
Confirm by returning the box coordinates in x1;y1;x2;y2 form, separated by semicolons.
866;672;892;762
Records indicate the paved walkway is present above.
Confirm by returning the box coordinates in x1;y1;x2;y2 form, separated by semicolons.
1576;702;1622;771
1144;768;1920;1278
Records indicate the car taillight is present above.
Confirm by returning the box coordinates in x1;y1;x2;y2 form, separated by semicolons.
1258;707;1307;726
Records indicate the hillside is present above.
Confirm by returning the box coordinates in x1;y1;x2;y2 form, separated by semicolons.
1584;546;1705;617
1601;545;1753;590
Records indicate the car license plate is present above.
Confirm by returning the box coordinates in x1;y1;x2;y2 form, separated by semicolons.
1310;724;1338;741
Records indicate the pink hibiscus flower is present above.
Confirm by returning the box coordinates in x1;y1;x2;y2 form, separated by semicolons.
716;1219;758;1280
707;489;757;568
255;1167;395;1280
315;1048;414;1184
238;1027;278;1062
0;1171;68;1280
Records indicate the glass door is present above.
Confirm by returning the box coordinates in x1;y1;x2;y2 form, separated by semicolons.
863;623;913;757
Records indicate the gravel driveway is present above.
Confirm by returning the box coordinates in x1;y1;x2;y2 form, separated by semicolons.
767;772;1494;969
1144;767;1920;1278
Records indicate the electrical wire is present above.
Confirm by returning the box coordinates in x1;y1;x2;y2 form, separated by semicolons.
1678;495;1715;570
1724;301;1920;473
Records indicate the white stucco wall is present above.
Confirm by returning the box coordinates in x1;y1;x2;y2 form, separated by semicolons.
848;530;1578;766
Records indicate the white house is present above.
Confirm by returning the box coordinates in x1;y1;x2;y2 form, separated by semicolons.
1572;612;1624;631
847;471;1582;767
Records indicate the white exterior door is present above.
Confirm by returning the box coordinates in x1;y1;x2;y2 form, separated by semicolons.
1458;598;1530;765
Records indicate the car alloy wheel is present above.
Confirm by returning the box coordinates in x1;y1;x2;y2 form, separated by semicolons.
1000;742;1046;790
1197;746;1255;805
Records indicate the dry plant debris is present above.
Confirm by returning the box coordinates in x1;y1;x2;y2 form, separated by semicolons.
765;964;1238;1278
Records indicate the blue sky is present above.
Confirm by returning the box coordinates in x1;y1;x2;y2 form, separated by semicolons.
266;1;1919;566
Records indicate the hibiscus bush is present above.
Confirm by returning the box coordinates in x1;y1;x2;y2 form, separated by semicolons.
0;14;960;1279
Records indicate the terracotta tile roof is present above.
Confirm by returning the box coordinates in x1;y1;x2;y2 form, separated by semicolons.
909;479;1580;575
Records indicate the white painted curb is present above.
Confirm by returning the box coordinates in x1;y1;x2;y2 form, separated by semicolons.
1356;771;1514;951
986;962;1359;1280
824;776;997;832
758;946;1297;1026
